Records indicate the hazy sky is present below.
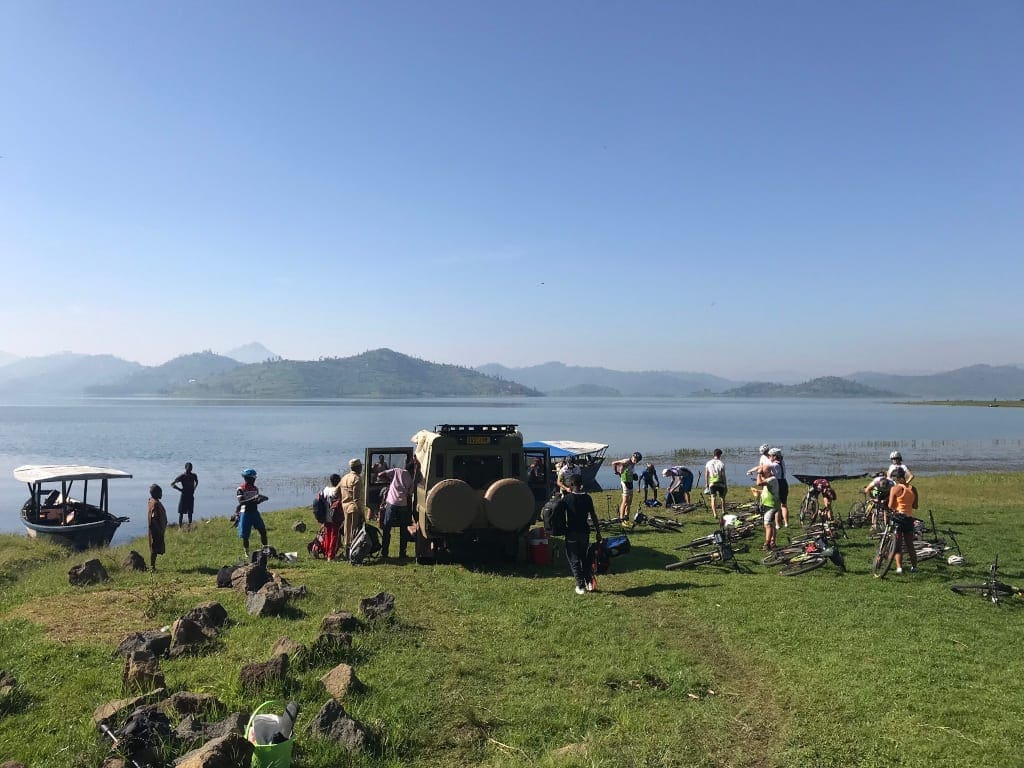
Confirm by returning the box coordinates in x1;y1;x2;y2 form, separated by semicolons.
1;1;1021;379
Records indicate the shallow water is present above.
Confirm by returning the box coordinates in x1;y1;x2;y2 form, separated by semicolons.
1;396;1021;543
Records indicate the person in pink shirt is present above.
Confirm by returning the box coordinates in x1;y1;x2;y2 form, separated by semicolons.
377;461;415;559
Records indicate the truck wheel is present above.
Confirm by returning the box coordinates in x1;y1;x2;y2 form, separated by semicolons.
484;478;535;531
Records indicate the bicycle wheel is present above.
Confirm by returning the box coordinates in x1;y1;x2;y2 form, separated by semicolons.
681;534;716;550
666;552;718;571
799;497;817;525
780;556;827;576
872;530;897;579
648;517;682;531
847;500;867;527
949;583;1016;600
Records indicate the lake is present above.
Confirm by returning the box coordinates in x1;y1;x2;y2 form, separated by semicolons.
2;396;1022;543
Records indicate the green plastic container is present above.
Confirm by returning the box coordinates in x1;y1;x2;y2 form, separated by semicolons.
246;700;294;768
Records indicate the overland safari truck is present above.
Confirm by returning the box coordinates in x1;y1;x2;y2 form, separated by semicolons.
364;424;554;562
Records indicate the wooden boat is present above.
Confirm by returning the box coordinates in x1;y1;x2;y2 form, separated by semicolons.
15;465;132;549
523;440;609;491
792;472;869;485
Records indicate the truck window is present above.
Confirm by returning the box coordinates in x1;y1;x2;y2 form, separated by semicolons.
453;455;503;490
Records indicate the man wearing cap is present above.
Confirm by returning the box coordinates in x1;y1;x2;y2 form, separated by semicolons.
336;458;366;558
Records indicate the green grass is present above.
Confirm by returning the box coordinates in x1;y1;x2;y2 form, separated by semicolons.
2;473;1023;767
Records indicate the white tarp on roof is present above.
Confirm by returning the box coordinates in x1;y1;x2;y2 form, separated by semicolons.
530;441;608;455
13;465;133;483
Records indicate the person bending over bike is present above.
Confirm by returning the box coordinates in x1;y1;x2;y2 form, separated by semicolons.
887;467;919;574
863;472;894;525
811;478;837;520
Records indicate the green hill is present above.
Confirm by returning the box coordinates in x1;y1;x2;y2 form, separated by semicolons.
178;348;543;398
722;376;897;398
86;352;242;395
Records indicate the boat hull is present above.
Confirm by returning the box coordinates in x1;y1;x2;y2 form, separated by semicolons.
579;458;605;491
21;514;125;549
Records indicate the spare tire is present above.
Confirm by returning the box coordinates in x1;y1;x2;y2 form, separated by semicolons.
484;478;535;531
424;479;478;533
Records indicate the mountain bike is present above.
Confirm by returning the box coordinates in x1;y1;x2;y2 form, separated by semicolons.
872;512;920;578
949;555;1024;604
678;520;757;550
762;523;843;566
632;510;683;531
778;538;846;576
666;530;749;570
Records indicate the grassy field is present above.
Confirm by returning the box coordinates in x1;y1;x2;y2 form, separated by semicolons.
1;473;1023;767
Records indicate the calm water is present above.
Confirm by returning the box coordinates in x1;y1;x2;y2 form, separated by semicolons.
2;396;1022;543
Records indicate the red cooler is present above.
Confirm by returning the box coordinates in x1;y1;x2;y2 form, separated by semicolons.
527;527;551;566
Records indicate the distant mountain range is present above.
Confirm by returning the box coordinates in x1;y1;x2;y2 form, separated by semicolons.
846;365;1024;400
86;352;243;396
0;353;143;395
476;362;738;396
721;376;898;398
0;346;1021;400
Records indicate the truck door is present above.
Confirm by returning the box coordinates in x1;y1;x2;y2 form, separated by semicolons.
364;447;415;517
523;446;553;511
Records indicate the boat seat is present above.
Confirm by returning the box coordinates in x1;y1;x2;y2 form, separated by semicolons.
38;507;64;524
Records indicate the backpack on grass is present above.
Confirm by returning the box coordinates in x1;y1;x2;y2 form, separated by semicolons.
349;523;382;565
541;495;568;536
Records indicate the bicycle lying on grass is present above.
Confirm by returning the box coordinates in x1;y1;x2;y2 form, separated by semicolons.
632;510;684;531
949;555;1024;604
678;519;758;550
665;530;749;570
777;538;846;576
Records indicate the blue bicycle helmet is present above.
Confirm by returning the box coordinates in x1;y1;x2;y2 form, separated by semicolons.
241;468;257;478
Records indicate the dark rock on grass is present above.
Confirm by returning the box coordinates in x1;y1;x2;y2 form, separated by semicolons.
310;699;372;753
292;520;307;532
168;618;217;660
174;712;247;746
0;670;16;697
283;585;308;600
69;558;109;586
231;564;270;594
321;611;361;634
92;688;168;728
122;650;166;692
271;636;307;660
163;692;224;718
246;582;290;617
1;762;28;768
320;663;364;700
181;601;229;632
216;565;238;589
114;630;172;658
173;732;253;768
240;653;288;690
359;591;395;621
122;550;147;571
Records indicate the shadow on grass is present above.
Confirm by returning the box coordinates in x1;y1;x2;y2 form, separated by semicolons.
610;581;709;597
178;565;220;575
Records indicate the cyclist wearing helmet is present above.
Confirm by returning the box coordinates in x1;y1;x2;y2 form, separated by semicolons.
235;468;269;559
611;451;643;523
887;467;919;575
886;451;914;483
767;448;790;527
556;454;582;495
662;466;694;505
746;444;772;478
639;462;660;503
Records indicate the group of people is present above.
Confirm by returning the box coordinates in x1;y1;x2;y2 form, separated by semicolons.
143;462;200;571
313;455;417;562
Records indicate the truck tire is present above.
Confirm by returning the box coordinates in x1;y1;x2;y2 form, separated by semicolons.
424;479;478;533
484;478;535;531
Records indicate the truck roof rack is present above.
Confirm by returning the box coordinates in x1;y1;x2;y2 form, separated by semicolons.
434;424;518;435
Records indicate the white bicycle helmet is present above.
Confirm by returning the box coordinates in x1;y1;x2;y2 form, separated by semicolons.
889;451;902;461
768;447;782;458
947;555;965;566
759;444;769;454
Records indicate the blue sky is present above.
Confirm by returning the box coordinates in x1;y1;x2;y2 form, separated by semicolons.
1;1;1021;379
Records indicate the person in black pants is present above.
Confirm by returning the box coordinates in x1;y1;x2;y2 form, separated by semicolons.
560;475;603;594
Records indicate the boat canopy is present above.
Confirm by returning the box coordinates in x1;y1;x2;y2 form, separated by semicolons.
13;465;133;484
523;441;609;458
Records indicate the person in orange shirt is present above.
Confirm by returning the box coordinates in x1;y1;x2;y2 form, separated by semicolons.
887;467;919;574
